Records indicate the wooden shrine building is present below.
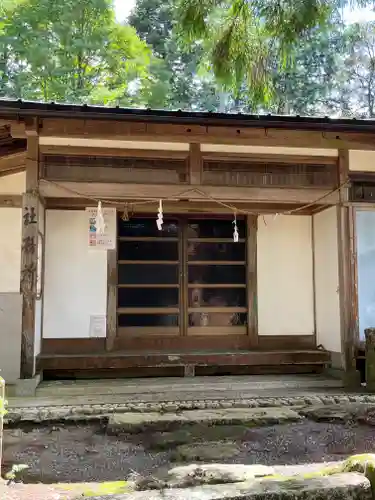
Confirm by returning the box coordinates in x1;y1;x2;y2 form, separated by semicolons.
0;99;374;387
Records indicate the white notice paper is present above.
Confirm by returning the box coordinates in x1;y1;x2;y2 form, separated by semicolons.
89;315;107;338
86;207;116;250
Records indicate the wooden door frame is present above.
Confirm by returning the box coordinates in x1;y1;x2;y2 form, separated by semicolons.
108;213;258;350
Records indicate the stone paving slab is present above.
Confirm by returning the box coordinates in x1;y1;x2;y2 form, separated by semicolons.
6;389;349;409
84;473;371;500
106;407;303;434
35;375;344;398
6;394;375;425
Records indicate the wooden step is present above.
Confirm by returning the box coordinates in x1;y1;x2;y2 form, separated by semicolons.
39;349;330;373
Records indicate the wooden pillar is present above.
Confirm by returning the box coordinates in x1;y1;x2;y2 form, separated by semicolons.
247;215;258;348
337;150;360;387
106;248;117;351
20;125;40;379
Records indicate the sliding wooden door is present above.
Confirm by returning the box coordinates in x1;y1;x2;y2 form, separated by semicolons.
186;218;248;336
117;217;182;337
116;215;251;344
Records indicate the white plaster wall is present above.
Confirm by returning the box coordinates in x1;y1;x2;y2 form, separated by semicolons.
0;172;26;194
257;215;314;336
313;208;341;352
0;208;22;293
43;210;107;339
349;150;375;172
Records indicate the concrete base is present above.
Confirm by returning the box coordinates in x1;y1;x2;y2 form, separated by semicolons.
324;351;361;389
343;370;362;390
7;373;42;397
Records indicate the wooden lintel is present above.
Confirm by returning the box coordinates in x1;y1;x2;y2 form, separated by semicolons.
37;117;375;151
20;135;40;379
39;180;340;206
189;143;202;184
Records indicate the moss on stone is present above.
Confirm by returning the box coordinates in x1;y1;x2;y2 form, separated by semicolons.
341;454;375;494
58;480;130;497
261;465;341;483
261;454;375;488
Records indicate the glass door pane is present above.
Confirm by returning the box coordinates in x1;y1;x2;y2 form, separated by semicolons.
117;217;181;335
356;210;375;342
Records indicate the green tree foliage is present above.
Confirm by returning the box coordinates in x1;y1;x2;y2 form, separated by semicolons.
129;0;221;110
266;23;345;115
0;0;151;104
340;21;375;117
173;0;374;104
1;0;375;117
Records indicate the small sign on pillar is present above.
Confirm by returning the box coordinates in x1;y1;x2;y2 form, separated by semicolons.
86;207;116;250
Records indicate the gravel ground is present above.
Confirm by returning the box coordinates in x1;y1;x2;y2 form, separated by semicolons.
3;420;375;485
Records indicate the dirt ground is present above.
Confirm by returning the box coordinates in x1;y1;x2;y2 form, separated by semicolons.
2;419;375;495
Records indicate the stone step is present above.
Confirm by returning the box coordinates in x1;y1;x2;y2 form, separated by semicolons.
91;473;370;500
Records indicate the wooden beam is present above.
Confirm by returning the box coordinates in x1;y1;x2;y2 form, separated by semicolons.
247;215;258;347
39;180;340;206
39;145;188;159
38;117;375;150
44;197;318;214
0;195;22;207
39;145;336;165
202;152;338;165
257;335;316;350
0;141;26;159
106;248;117;352
337;149;359;386
39;348;330;371
10;121;26;139
0;151;26;175
189;143;202;184
41;334;318;355
20;124;40;379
